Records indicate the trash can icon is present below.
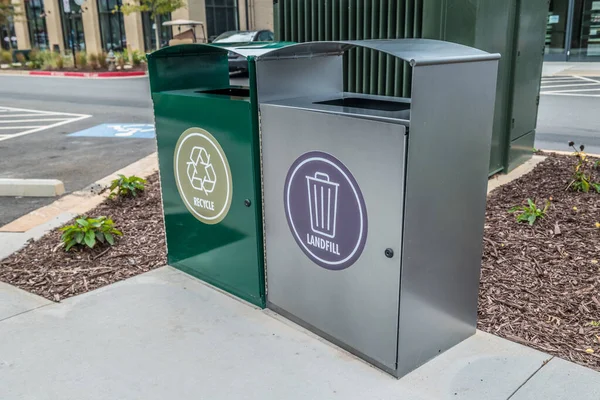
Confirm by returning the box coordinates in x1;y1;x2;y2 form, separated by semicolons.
306;172;339;238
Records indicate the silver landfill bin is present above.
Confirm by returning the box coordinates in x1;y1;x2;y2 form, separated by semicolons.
255;40;500;378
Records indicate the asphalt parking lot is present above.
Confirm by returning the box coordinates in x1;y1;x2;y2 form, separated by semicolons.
536;75;600;154
0;75;156;227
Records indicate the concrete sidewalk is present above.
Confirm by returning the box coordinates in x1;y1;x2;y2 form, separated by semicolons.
1;266;599;400
543;61;600;77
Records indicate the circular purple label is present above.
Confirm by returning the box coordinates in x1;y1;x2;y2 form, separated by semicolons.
284;151;368;270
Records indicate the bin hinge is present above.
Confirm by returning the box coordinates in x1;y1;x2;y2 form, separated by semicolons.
536;95;540;106
511;118;515;129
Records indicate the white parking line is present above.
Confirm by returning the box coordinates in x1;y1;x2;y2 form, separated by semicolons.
0;106;91;142
541;75;600;98
0;118;74;123
541;82;600;89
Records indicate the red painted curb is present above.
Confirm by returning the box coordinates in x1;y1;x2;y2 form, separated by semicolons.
28;70;146;78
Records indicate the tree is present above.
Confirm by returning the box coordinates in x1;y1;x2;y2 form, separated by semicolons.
0;0;21;50
119;0;184;51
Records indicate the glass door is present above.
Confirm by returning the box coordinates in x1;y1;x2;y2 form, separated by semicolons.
546;0;572;60
570;0;600;60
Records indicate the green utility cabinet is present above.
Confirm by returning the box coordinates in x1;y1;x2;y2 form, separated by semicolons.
147;42;290;307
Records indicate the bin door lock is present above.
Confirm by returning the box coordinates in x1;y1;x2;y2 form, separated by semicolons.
244;199;252;207
384;248;394;258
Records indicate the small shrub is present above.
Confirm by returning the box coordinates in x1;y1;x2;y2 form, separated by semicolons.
88;52;99;69
122;48;129;64
509;198;550;226
567;141;600;193
27;49;43;69
109;174;146;199
60;216;123;251
75;52;87;69
131;50;143;66
98;51;108;69
56;54;64;69
15;53;26;64
0;50;12;64
116;52;126;69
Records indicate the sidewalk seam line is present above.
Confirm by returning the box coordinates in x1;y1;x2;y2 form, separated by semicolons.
505;356;554;400
0;302;53;324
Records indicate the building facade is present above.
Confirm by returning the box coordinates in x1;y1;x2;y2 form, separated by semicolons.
545;0;600;61
7;0;273;54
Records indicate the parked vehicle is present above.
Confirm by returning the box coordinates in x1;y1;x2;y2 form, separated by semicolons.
213;30;275;75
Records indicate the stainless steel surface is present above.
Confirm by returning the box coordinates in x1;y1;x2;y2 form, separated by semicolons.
396;60;499;377
256;39;500;66
261;104;407;370
256;38;499;378
261;93;410;125
256;56;343;103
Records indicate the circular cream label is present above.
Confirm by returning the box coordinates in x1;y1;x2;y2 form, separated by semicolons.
174;128;233;225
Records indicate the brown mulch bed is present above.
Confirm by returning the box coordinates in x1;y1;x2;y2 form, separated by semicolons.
479;152;600;371
0;172;166;302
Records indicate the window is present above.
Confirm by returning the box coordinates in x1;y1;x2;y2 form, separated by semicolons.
97;0;126;51
142;12;172;51
58;0;85;52
571;0;600;59
24;0;49;50
1;17;17;50
205;0;238;41
257;30;273;41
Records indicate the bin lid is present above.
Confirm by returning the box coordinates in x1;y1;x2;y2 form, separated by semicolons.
254;39;500;66
147;41;295;60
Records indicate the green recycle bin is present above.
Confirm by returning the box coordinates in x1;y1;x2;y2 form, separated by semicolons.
147;42;291;307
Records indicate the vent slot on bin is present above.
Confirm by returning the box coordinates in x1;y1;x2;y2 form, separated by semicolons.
196;87;250;97
314;97;410;112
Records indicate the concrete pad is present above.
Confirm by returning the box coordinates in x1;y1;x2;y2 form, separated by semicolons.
0;178;65;197
0;152;157;232
487;155;546;195
511;357;600;400
0;212;76;260
0;267;551;400
0;281;51;321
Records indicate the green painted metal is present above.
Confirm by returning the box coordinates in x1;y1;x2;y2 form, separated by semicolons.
508;130;536;172
275;0;421;97
422;0;548;174
147;43;293;308
274;0;548;176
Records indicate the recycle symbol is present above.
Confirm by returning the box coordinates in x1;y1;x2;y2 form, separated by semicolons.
186;146;217;195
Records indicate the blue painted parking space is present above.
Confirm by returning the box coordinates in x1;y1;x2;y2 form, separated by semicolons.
69;124;155;139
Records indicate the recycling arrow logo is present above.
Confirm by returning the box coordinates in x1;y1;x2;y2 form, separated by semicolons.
173;128;233;225
187;146;217;195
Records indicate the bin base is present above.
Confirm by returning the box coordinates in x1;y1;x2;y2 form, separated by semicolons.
267;301;400;378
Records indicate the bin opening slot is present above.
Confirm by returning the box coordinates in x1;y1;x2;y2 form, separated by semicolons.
196;87;250;97
314;97;410;112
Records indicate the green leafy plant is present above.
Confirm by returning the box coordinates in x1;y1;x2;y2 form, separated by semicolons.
55;54;64;69
131;49;143;66
115;51;126;69
509;198;550;226
0;49;12;64
567;141;600;193
109;174;147;199
15;52;25;65
98;51;108;69
60;216;122;251
88;52;99;69
117;0;184;51
75;51;87;69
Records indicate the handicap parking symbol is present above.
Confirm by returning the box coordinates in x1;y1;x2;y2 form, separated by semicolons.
68;124;155;139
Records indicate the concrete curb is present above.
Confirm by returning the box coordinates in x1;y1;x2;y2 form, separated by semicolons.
0;179;65;197
0;152;158;233
487;155;546;195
